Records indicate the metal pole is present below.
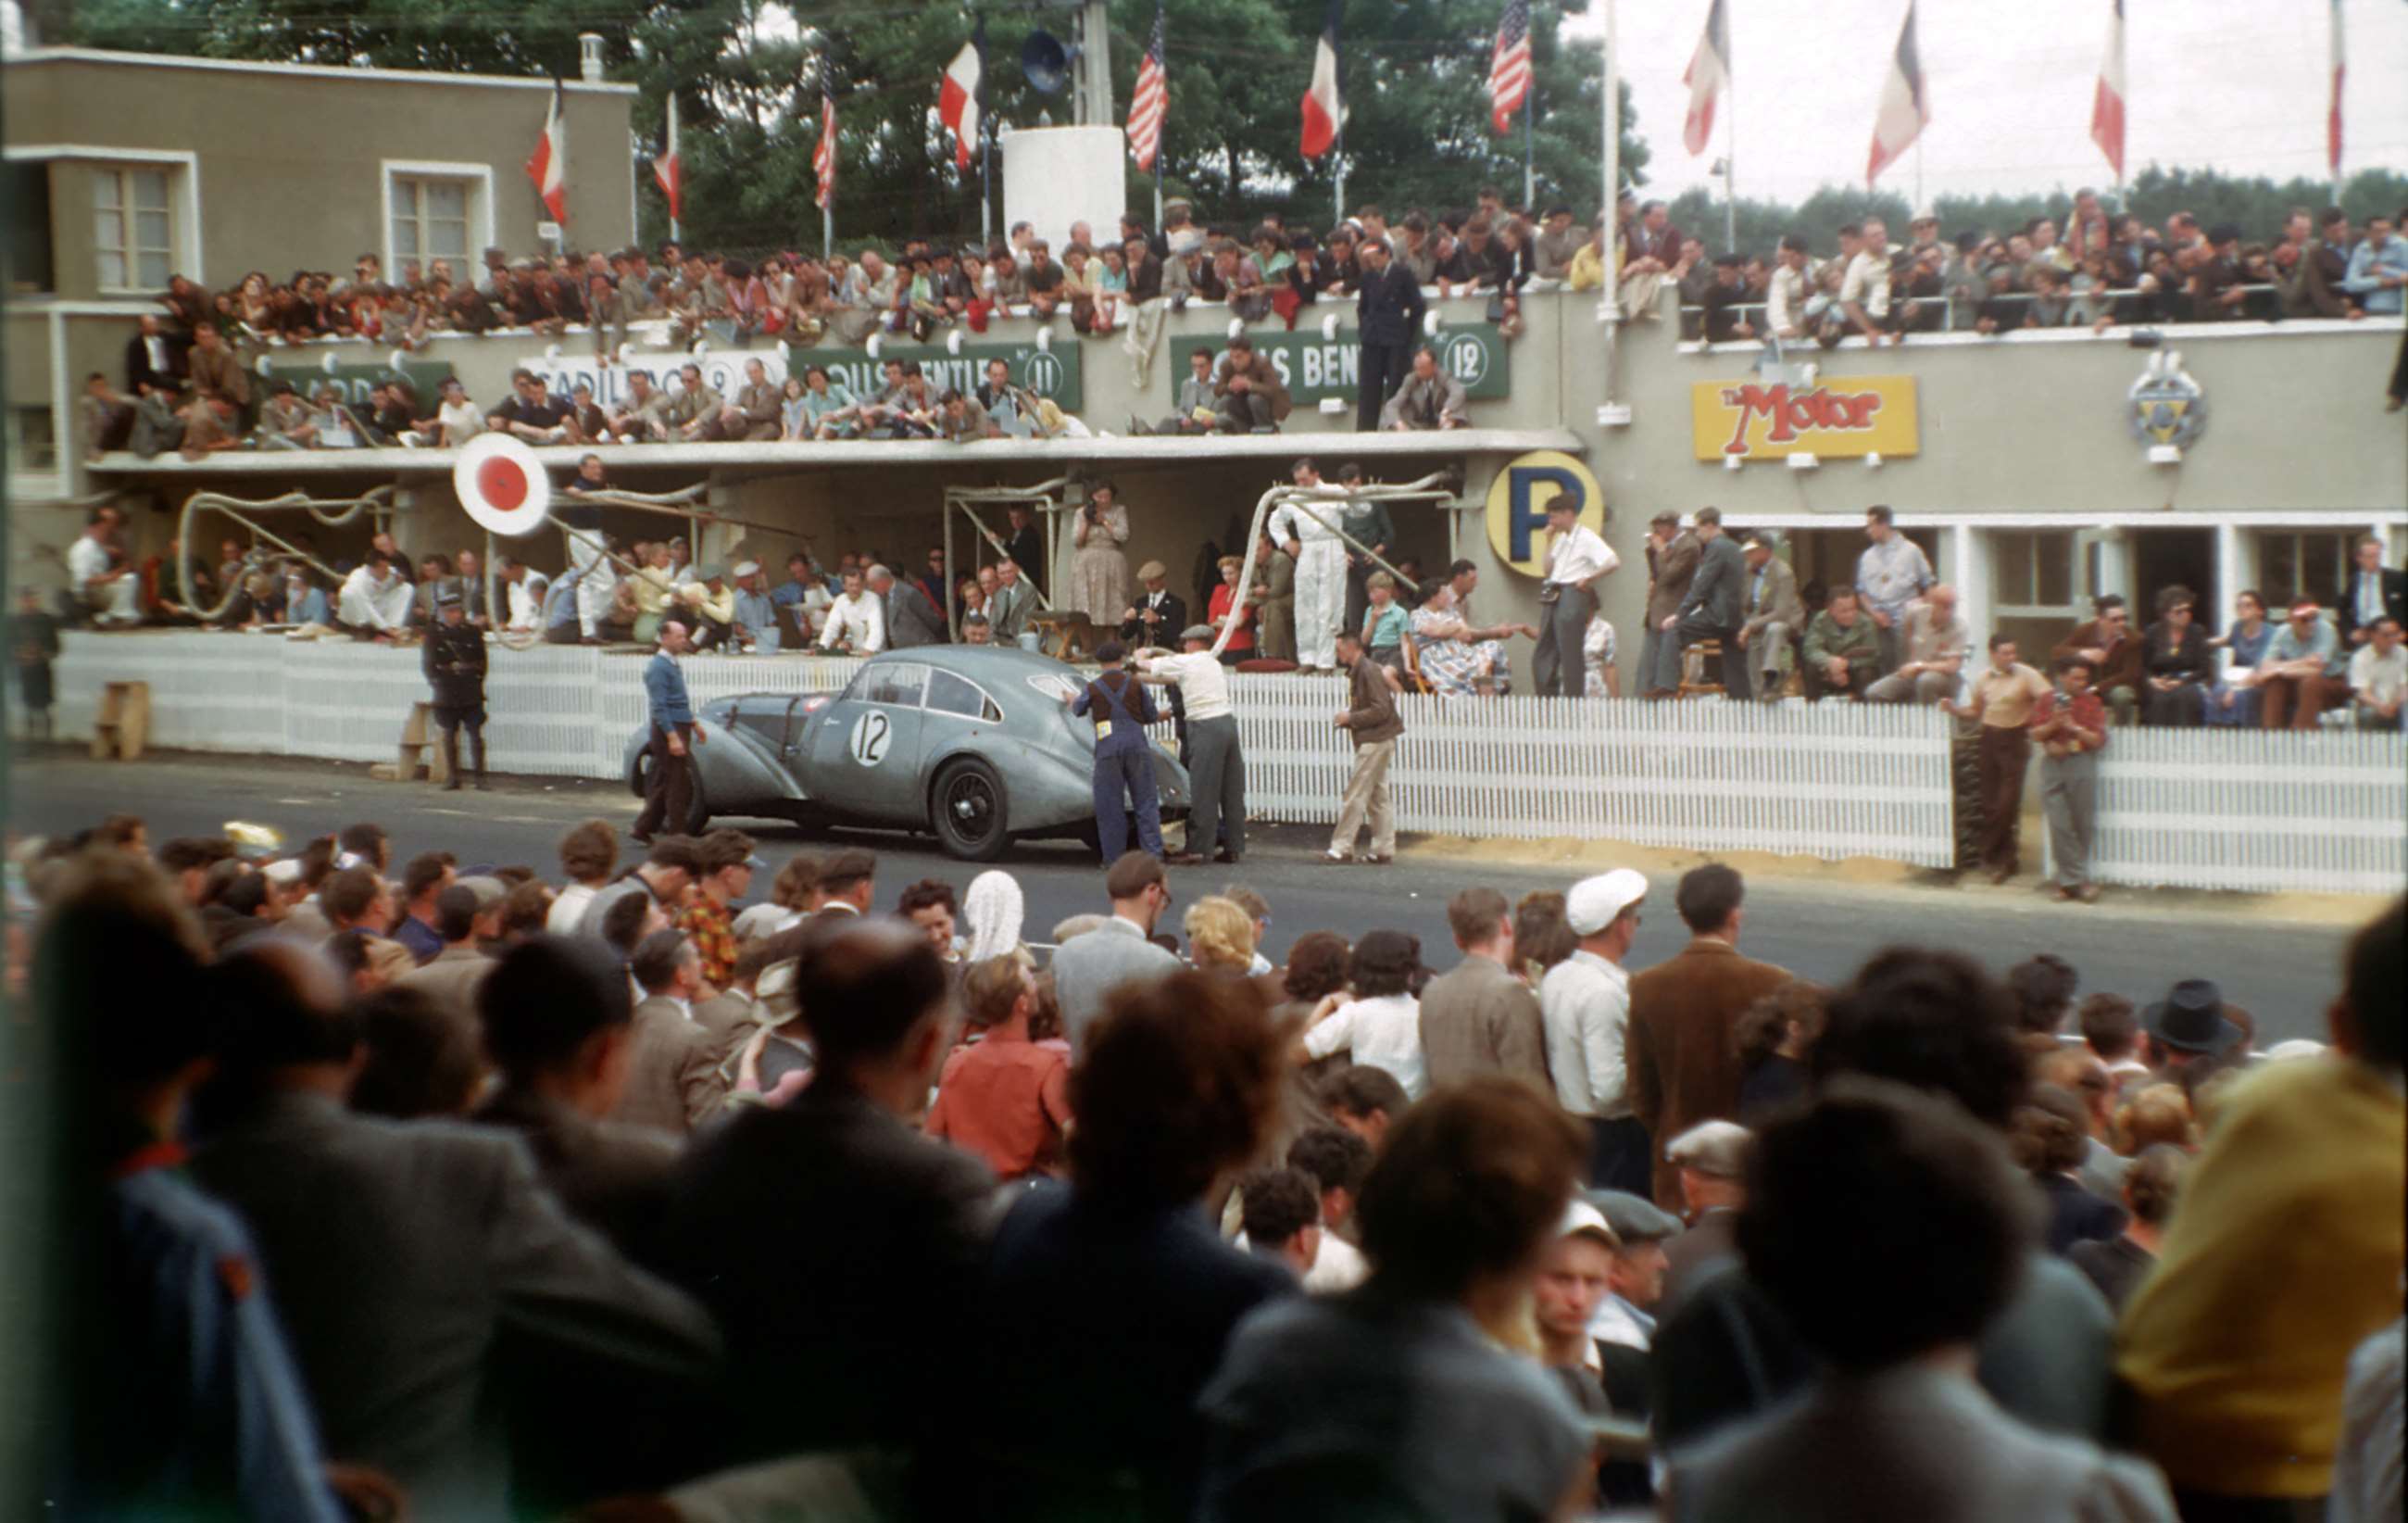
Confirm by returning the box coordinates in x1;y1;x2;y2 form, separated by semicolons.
1724;43;1737;252
1524;92;1536;208
1334;121;1346;228
982;127;995;245
666;92;681;243
1599;0;1624;405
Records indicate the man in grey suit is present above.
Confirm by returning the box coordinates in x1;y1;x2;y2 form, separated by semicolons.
1417;887;1550;1090
390;881;501;1043
1047;851;1181;1056
1671;507;1751;699
869;561;947;648
473;935;683;1268
1734;532;1806;702
189;940;722;1520
610;929;729;1136
666;916;996;1472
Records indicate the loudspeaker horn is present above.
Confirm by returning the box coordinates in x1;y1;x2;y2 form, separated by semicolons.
1022;29;1073;94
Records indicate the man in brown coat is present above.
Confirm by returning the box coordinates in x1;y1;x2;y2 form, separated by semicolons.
1211;334;1293;434
1326;627;1403;864
2051;594;2143;726
1418;887;1549;1089
1641;510;1700;698
1625;863;1790;1207
608;928;730;1135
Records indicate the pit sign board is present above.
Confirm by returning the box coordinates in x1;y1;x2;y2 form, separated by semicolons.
1168;323;1511;405
523;339;1083;413
1692;376;1920;460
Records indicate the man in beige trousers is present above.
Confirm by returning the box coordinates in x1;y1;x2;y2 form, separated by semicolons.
1326;627;1406;864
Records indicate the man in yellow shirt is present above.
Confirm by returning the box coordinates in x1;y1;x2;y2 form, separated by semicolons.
2116;898;2405;1517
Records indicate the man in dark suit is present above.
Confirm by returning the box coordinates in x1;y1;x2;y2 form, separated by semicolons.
188;940;723;1519
1624;863;1791;1208
1120;559;1186;648
872;562;946;649
1353;238;1427;433
1671;508;1750;699
1003;504;1048;599
473;936;682;1269
666;917;994;1476
2339;534;2407;648
124;313;185;396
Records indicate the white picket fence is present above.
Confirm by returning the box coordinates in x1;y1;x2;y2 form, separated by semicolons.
2080;728;2408;895
39;634;2405;885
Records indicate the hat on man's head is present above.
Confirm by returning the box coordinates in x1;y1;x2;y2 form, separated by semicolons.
1179;624;1216;644
1666;1120;1752;1180
731;560;760;579
1136;560;1168;582
1559;1198;1621;1250
1094;640;1125;664
433;585;463;609
1565;869;1648;937
456;874;508;912
2143;978;2243;1056
1588;1189;1683;1244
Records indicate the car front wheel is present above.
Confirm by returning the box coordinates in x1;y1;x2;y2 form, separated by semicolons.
931;757;1009;862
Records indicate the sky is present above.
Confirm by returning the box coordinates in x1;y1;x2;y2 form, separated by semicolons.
1569;0;2408;207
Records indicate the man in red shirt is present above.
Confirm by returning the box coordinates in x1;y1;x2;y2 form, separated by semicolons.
925;955;1071;1180
2033;655;2111;903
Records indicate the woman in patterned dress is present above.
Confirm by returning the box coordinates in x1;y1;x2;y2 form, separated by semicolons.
1069;481;1132;623
1410;578;1531;697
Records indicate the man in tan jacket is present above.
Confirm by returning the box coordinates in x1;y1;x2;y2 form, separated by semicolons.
1326;627;1404;864
1625;863;1791;1207
608;928;730;1134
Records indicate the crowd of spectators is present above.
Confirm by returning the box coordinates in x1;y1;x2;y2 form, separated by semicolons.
24;805;2402;1522
1662;193;2408;347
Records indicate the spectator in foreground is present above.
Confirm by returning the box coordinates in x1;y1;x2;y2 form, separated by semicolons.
923;952;1070;1181
1417;886;1549;1090
665;918;993;1479
2116;897;2405;1519
1047;850;1181;1055
1197;1077;1593;1523
2068;1143;2187;1314
964;970;1294;1520
1651;947;2117;1452
1662;1080;2176;1523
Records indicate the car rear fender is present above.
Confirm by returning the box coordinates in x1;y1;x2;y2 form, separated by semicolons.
927;735;1092;834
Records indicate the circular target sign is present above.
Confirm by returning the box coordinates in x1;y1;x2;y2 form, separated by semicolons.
453;433;553;538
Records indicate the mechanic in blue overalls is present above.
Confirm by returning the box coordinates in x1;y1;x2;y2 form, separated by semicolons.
1069;639;1164;862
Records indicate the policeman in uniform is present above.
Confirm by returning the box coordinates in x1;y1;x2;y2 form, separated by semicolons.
422;585;489;790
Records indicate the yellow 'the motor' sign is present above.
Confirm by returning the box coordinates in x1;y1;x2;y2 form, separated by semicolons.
1693;376;1921;461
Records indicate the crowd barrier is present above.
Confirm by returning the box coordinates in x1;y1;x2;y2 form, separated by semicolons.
41;634;2404;887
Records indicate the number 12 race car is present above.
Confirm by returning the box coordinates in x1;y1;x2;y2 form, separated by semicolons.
625;645;1192;861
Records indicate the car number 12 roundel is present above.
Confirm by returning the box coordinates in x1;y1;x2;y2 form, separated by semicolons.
848;711;891;766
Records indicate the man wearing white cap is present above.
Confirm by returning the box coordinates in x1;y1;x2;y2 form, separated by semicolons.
729;560;780;654
1535;1199;1623;1406
1542;869;1651;1194
1661;1119;1751;1312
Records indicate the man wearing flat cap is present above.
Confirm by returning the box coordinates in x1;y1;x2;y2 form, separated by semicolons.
1542;869;1652;1194
1120;560;1185;648
1135;624;1246;865
1589;1188;1682;1355
1660;1119;1751;1311
729;560;780;654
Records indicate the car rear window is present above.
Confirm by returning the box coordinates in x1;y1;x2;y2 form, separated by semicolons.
1026;673;1079;702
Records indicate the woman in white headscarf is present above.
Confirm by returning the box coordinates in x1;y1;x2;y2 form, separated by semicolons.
962;869;1025;963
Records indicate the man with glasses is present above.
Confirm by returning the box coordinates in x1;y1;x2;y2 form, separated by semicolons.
1047;850;1180;1057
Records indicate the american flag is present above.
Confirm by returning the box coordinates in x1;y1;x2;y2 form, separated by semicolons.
814;91;837;210
1126;3;1167;172
1488;0;1532;134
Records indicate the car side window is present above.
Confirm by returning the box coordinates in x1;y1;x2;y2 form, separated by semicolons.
926;668;991;720
865;662;928;708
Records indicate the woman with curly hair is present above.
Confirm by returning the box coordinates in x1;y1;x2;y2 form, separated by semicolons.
1734;980;1830;1122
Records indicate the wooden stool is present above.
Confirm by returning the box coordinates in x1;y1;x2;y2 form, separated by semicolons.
393;701;451;784
1678;639;1727;699
1029;611;1101;662
91;680;151;761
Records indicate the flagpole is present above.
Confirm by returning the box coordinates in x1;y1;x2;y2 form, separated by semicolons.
1523;90;1536;208
1154;6;1166;229
666;92;681;243
1724;30;1737;253
1599;0;1624;414
554;84;570;257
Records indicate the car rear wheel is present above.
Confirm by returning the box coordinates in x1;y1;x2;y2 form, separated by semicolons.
931;758;1009;862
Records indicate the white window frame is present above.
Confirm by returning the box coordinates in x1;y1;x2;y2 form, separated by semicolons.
1990;528;2082;620
0;145;202;290
380;160;495;278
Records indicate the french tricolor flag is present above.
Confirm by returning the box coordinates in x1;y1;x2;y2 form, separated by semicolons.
526;81;568;221
1299;0;1340;159
939;37;982;171
2089;0;2125;182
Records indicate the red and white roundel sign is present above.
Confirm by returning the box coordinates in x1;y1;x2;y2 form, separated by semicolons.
453;433;553;538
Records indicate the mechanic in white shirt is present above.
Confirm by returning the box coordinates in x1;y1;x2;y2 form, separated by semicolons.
500;557;550;634
67;509;141;624
1135;623;1246;865
1533;496;1619;698
337;552;413;636
1299;929;1427;1100
816;567;886;654
1540;869;1649;1189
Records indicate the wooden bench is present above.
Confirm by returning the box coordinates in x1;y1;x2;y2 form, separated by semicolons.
91;680;151;761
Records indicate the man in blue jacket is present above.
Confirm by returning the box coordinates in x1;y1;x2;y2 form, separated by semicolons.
1069;641;1163;862
1354;239;1427;433
633;619;704;843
